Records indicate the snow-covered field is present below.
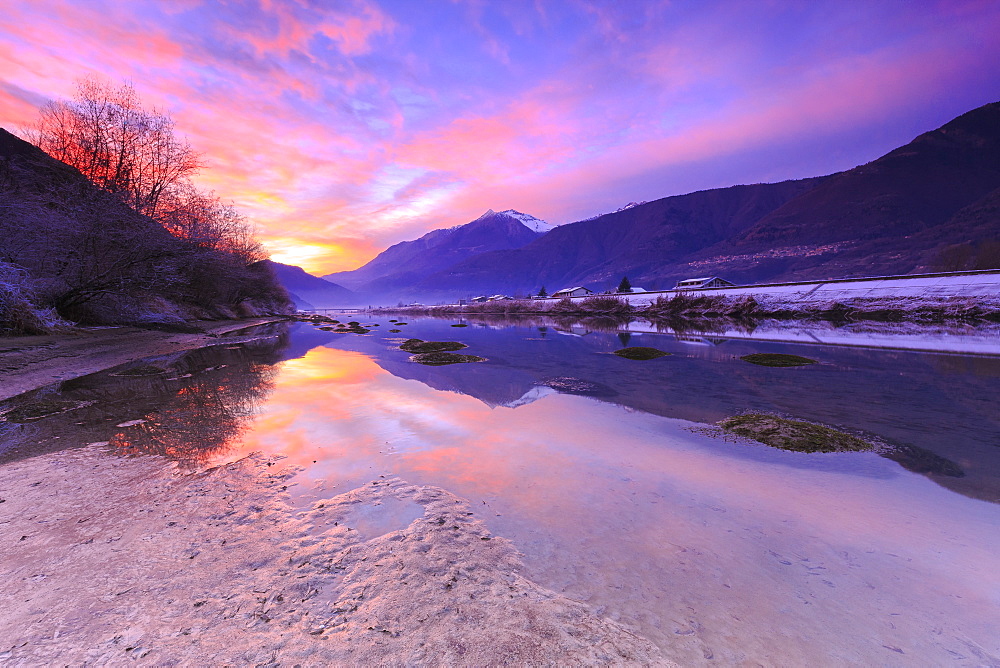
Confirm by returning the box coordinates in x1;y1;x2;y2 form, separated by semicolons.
618;270;1000;307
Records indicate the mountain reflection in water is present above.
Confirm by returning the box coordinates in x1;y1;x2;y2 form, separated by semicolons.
297;316;998;504
2;316;999;663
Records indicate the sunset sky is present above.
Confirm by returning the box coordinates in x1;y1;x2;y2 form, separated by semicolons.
2;1;999;275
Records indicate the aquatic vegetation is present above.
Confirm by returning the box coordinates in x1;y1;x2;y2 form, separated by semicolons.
395;322;408;325
719;413;872;453
740;353;817;367
451;323;469;327
409;352;485;365
540;377;618;397
3;399;88;423
613;346;671;360
388;329;402;333
399;339;468;353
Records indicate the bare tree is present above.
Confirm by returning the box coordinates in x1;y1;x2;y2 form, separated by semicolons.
1;78;291;329
32;77;201;221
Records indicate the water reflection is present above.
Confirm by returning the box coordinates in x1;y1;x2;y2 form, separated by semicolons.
305;317;1000;504
0;324;289;469
231;340;1000;664
2;316;999;663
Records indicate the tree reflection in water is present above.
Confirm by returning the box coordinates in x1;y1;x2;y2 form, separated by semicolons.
110;329;288;469
0;323;289;467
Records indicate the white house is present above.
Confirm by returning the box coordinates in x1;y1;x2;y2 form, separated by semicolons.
674;277;735;289
552;286;594;298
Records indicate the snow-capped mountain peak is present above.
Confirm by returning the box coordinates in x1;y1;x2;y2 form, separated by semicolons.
497;209;555;233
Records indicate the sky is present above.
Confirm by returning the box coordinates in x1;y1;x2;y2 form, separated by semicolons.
1;1;999;275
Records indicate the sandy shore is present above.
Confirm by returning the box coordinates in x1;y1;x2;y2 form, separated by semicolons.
0;445;667;665
0;318;286;402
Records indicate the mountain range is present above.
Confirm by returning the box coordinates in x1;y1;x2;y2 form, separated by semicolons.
281;101;1000;305
324;209;553;294
263;260;359;309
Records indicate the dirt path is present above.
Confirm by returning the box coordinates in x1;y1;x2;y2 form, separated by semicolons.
0;319;285;402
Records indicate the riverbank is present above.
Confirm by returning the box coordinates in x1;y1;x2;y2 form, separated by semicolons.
0;318;286;402
374;270;1000;324
0;444;666;665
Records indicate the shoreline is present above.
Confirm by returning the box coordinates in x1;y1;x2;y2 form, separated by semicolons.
0;445;667;665
0;317;287;402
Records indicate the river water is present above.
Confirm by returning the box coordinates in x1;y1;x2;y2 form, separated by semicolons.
2;316;999;665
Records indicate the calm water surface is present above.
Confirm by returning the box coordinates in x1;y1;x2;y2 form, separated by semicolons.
2;316;999;665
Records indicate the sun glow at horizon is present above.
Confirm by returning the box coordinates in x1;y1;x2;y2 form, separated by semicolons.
2;1;999;272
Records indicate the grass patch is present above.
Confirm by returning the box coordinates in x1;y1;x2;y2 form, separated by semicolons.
613;346;671;360
740;353;817;367
399;339;468;353
719;413;872;453
3;399;86;423
409;352;485;366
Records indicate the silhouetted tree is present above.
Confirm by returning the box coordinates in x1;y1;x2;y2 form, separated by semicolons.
617;276;632;293
537;285;547;297
32;77;200;221
0;77;291;328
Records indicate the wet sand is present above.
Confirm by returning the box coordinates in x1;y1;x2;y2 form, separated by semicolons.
0;445;666;665
0;319;285;402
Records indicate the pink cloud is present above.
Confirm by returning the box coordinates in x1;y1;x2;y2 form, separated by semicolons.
1;0;999;275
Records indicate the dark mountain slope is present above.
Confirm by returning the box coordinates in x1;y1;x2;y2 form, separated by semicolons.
264;260;358;308
914;185;1000;271
413;178;826;296
325;209;549;293
687;102;1000;282
0;127;290;331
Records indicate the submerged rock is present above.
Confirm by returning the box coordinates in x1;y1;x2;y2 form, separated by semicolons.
739;353;817;367
719;413;871;453
409;352;485;366
613;346;671;360
399;339;468;353
540;377;618;397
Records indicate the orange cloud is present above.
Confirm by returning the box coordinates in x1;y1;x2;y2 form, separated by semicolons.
1;0;998;277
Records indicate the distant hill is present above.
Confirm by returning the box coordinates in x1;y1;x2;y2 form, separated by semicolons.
412;178;826;298
0;127;291;331
264;261;359;309
339;101;1000;302
687;101;1000;282
324;209;553;295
